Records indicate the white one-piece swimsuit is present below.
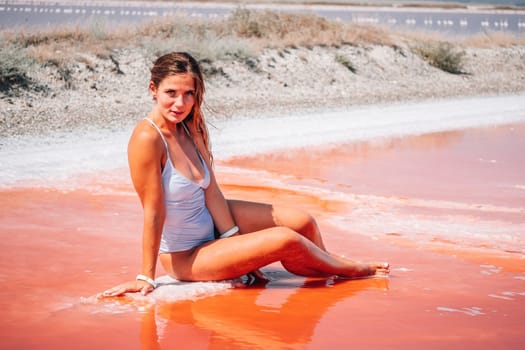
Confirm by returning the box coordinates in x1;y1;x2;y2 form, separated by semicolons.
144;117;214;253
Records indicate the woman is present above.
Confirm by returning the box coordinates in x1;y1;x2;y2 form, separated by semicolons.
101;52;389;297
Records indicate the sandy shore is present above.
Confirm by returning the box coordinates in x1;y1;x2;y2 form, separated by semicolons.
1;42;524;139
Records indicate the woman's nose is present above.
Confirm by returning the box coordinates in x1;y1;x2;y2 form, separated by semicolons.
174;94;184;106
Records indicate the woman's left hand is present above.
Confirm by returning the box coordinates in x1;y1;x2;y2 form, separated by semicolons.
97;279;154;298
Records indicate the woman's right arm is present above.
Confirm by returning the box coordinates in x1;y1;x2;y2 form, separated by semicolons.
99;123;165;297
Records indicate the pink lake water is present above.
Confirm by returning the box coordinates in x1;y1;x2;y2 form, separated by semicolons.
1;95;524;349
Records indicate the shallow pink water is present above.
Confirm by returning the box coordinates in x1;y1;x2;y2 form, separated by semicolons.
1;123;524;349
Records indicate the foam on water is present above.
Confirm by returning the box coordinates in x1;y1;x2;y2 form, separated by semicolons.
81;275;233;313
2;94;525;188
436;306;485;317
137;275;233;303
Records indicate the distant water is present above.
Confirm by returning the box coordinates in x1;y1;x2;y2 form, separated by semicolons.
387;0;524;5
418;0;524;5
1;0;524;35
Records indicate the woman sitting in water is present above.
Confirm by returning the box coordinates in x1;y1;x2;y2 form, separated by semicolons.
101;52;389;297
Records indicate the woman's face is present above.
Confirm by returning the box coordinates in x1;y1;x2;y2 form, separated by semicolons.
150;73;195;124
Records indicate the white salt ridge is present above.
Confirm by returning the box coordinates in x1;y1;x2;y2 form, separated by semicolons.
212;94;525;159
1;94;525;187
0;129;131;187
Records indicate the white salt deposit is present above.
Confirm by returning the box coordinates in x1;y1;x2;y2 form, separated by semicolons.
2;94;525;187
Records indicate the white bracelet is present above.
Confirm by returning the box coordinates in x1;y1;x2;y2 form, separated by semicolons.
220;225;239;239
136;274;157;289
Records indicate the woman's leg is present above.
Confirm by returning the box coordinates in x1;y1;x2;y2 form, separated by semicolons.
161;227;389;281
227;199;326;250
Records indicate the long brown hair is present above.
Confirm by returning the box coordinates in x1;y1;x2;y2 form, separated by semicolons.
150;52;212;162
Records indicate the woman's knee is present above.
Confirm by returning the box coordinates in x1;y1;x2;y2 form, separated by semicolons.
277;209;326;249
289;210;319;241
267;226;306;253
302;212;318;232
274;205;316;230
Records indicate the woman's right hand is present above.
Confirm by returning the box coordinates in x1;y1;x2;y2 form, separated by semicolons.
97;279;154;298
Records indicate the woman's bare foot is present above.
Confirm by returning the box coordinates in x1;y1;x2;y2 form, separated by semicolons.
342;262;390;279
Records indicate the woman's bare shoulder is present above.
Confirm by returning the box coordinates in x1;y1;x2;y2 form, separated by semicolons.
128;120;164;160
128;120;165;194
130;120;161;146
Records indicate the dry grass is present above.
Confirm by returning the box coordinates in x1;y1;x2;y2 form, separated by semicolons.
461;31;525;48
5;21;127;58
221;8;395;47
1;7;523;92
400;27;524;74
133;15;258;62
1;8;395;63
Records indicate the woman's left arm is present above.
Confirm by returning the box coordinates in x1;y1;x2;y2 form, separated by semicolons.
204;165;238;236
196;134;268;283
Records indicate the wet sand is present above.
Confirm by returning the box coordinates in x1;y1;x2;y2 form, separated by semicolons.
1;123;524;349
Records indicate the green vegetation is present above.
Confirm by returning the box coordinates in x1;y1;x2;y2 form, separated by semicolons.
414;42;466;74
335;54;357;73
0;42;34;92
